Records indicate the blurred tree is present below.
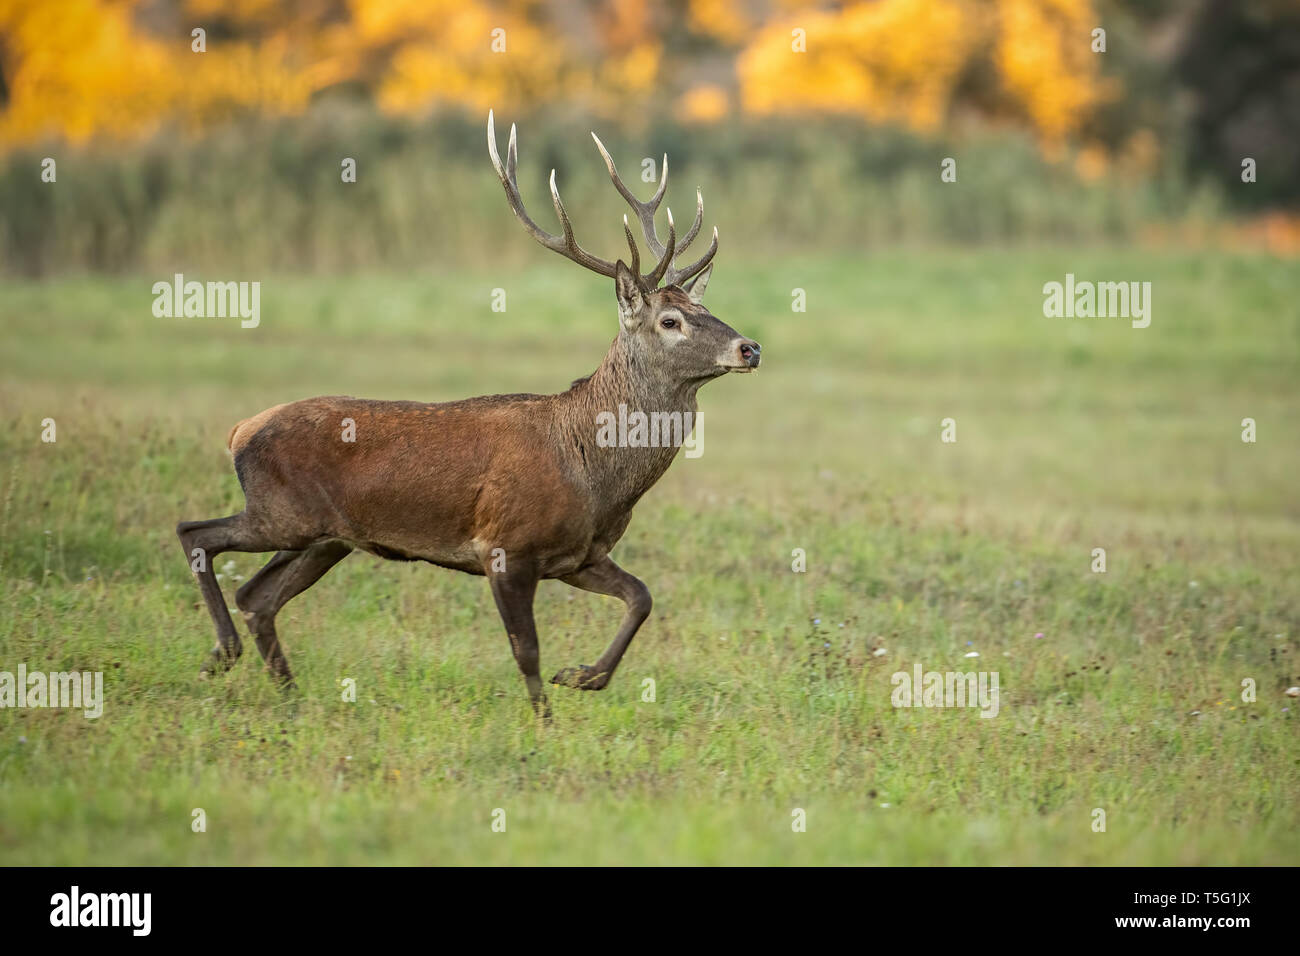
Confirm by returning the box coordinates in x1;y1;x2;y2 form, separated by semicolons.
1176;0;1300;210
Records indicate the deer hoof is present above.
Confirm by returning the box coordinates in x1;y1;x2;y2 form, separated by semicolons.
550;665;608;690
200;642;241;677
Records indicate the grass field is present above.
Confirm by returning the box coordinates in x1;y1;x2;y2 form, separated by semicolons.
1;247;1297;864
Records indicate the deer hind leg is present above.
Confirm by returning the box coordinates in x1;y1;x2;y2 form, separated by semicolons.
234;541;353;686
177;513;276;675
552;556;652;691
176;511;314;677
487;566;549;718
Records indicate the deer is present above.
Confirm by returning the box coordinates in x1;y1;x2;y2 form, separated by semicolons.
176;111;761;717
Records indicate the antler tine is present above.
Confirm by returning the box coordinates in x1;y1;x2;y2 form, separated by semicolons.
653;156;669;206
488;110;618;279
591;133;671;259
505;120;518;183
646;207;677;289
548;168;578;246
622;215;641;280
664;225;718;287
674;189;704;258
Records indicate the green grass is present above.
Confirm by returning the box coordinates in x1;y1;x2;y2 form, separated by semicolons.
0;247;1297;864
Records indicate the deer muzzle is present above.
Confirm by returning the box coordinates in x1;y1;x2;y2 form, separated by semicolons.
721;338;761;372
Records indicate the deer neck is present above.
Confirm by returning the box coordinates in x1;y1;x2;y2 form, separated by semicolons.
557;335;702;516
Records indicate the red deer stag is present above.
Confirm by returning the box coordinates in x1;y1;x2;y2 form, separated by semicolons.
177;112;761;715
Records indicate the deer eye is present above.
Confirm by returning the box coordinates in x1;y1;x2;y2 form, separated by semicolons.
660;317;677;329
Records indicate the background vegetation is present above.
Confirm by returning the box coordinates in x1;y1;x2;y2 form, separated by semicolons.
2;0;1298;274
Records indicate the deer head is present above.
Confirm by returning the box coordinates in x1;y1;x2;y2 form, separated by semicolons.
487;111;761;398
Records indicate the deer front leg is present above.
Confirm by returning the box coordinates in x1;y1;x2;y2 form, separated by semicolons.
235;541;353;687
487;566;550;717
552;556;652;691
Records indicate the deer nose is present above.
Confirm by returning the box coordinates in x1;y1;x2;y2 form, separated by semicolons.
739;341;761;368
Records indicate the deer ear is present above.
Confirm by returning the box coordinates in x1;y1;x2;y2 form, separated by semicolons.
614;260;646;329
683;264;713;305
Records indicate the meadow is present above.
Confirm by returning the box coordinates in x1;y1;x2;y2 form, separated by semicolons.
0;247;1297;864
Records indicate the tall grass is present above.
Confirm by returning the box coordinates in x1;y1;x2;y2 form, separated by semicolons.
0;104;1224;276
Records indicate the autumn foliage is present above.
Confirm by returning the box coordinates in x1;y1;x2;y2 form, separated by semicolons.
0;0;1115;154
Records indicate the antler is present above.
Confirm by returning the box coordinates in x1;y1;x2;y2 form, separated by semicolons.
488;111;717;290
590;131;718;288
488;110;624;278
